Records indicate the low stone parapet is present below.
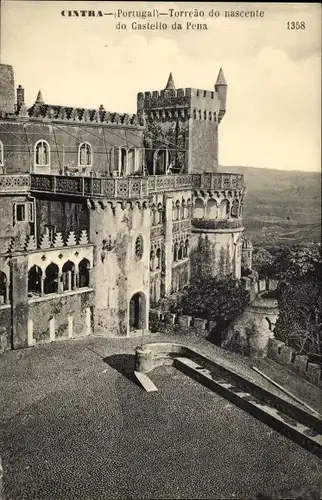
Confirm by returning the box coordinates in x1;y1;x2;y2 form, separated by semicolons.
148;309;216;339
267;338;321;387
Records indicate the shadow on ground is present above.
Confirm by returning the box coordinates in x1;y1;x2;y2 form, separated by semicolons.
103;354;141;387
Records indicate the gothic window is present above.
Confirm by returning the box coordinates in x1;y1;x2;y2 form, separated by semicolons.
44;263;59;295
184;238;189;258
62;260;75;291
79;259;90;288
135;235;144;261
34;140;50;166
28;265;42;297
178;241;184;260
193;198;204;219
0;141;3;166
151;205;157;226
176;200;181;221
78;142;93;166
0;271;7;303
150;250;155;271
231;199;239;218
157;203;163;224
156;248;161;268
128;148;136;174
173;242;179;262
206;199;218;219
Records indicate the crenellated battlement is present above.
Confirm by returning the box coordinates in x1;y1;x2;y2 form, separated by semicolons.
138;88;220;101
26;103;142;127
137;87;221;116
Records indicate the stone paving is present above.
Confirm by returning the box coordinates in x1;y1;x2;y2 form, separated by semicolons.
0;334;321;499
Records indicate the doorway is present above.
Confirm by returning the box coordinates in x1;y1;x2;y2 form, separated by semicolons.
129;292;146;330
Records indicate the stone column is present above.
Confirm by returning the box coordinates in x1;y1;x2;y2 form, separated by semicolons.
10;256;29;349
163;194;173;296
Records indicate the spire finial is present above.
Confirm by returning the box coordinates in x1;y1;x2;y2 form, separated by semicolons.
215;68;227;86
165;72;175;90
35;89;44;104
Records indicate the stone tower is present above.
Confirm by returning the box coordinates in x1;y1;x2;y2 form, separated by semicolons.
137;68;227;174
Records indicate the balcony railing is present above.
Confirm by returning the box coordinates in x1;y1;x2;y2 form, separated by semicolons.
4;172;244;198
192;219;243;230
0;174;30;194
30;174;149;198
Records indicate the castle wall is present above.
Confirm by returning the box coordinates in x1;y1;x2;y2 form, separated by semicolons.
0;195;33;254
35;196;89;237
88;200;150;336
190;119;218;173
28;290;94;344
0;121;144;175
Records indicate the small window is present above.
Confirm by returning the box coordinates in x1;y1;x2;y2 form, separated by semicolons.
78;142;93;166
16;204;26;222
34;140;50;166
135;235;144;261
45;225;56;243
0;141;3;166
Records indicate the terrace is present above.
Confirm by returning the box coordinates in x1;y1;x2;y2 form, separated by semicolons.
0;172;244;198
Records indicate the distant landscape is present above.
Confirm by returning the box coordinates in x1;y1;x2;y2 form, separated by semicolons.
220;166;321;246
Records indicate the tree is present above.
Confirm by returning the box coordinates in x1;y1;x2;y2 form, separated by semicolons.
252;247;276;278
274;243;322;355
178;276;250;330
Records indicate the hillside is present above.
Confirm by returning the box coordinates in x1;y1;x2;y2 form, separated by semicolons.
219;166;321;245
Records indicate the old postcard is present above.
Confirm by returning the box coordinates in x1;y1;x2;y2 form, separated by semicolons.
0;1;321;499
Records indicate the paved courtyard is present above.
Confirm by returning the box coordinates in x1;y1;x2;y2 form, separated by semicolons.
0;335;321;499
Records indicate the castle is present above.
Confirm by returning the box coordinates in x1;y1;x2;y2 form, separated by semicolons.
0;63;252;350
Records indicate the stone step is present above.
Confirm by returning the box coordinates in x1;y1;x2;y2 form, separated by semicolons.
174;356;322;458
134;371;158;392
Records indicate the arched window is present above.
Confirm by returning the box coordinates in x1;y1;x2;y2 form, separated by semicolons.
219;199;229;219
0;141;4;166
153;149;168;175
28;265;42;296
156;247;161;268
175;200;181;221
62;261;75;291
134;235;144;261
184;238;189;258
34;140;50;166
173;242;179;262
157;203;163;224
231;199;239;218
178;241;184;260
79;259;90;288
206;199;218;219
151;204;157;226
193;198;204;219
150;250;155;271
78;142;92;166
44;263;59;295
0;271;8;303
128;148;135;174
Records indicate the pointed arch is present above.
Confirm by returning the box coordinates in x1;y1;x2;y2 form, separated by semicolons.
78;142;93;166
34;140;50;166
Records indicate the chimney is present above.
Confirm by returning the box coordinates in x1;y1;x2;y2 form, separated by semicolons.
17;84;25;111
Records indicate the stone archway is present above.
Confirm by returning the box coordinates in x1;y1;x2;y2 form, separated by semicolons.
129;292;147;330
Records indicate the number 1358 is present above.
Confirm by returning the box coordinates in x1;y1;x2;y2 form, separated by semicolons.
287;21;306;30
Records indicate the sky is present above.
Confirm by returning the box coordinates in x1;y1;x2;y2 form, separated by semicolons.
1;1;321;172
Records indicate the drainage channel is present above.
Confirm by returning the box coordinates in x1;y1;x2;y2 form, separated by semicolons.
174;356;322;459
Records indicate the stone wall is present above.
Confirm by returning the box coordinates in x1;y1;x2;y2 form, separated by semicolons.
0;120;143;175
267;338;321;387
221;278;280;358
28;290;94;345
149;308;216;339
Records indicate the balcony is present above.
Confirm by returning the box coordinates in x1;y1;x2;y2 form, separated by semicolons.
1;172;244;199
30;174;149;199
0;174;30;194
192;219;243;230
